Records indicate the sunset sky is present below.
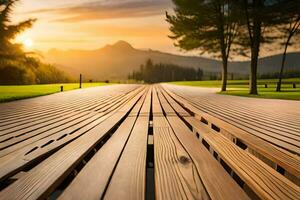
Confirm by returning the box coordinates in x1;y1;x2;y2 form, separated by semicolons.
12;0;298;59
13;0;181;53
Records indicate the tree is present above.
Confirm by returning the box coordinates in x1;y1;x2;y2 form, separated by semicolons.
166;0;239;91
197;68;203;80
236;0;283;94
129;59;203;83
0;0;36;61
276;0;300;91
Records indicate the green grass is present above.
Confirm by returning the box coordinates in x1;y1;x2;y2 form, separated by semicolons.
170;78;300;100
0;83;113;103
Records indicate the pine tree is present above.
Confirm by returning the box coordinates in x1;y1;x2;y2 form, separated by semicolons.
0;0;36;61
166;0;239;91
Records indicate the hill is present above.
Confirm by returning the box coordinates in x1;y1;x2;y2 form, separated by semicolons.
44;41;300;80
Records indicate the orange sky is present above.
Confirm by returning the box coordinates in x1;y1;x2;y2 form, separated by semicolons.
12;0;298;59
13;0;185;54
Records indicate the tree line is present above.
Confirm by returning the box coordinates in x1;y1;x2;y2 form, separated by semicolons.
128;59;203;83
0;57;72;85
0;0;72;85
166;0;300;94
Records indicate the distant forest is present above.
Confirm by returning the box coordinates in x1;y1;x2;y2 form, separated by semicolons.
128;59;203;83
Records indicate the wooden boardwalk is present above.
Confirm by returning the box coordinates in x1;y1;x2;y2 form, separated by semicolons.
0;84;299;200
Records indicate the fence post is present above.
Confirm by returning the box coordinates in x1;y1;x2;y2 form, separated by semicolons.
293;83;296;89
79;74;82;89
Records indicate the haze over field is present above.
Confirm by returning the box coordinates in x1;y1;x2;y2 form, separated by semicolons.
44;41;300;80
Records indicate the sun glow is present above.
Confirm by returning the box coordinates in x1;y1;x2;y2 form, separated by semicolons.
23;38;33;48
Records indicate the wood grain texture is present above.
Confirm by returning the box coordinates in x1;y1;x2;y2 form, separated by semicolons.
0;88;145;200
186;117;300;200
160;85;300;198
59;94;146;200
103;88;151;200
152;86;209;199
0;84;299;200
161;84;300;180
0;87;145;182
153;116;209;200
166;116;249;200
162;84;300;154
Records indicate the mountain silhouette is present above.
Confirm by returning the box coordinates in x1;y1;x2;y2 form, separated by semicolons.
103;40;134;51
44;41;300;80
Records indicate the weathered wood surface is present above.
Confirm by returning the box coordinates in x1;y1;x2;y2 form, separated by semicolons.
153;87;248;200
0;84;299;200
162;84;300;155
59;90;147;200
162;84;300;186
158;86;300;199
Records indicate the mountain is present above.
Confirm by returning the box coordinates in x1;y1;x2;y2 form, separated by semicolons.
44;40;300;80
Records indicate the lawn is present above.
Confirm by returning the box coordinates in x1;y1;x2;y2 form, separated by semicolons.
0;82;113;103
170;78;300;100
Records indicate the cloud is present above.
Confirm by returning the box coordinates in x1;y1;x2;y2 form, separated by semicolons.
70;24;170;37
26;0;172;22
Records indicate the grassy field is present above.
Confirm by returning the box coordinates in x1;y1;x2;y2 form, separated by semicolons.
171;78;300;100
0;83;113;103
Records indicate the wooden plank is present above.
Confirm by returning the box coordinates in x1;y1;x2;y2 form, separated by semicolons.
58;93;146;200
194;100;300;141
0;87;144;158
156;86;190;117
153;117;209;199
0;89;134;180
152;86;164;116
156;87;249;199
1;112;101;149
163;84;300;124
103;87;151;200
0;94;111;131
176;87;300;130
0;88;145;199
0;90;125;134
161;85;300;180
152;86;209;199
0;85;134;123
170;86;300;133
187;98;300;144
0;96;117;142
157;92;176;116
166;116;249;199
103;117;148;200
192;97;300;133
186;116;300;199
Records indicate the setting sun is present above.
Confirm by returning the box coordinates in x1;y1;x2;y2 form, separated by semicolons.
23;38;33;48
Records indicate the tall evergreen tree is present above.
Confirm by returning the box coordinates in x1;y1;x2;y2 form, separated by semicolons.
166;0;239;91
0;0;36;61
